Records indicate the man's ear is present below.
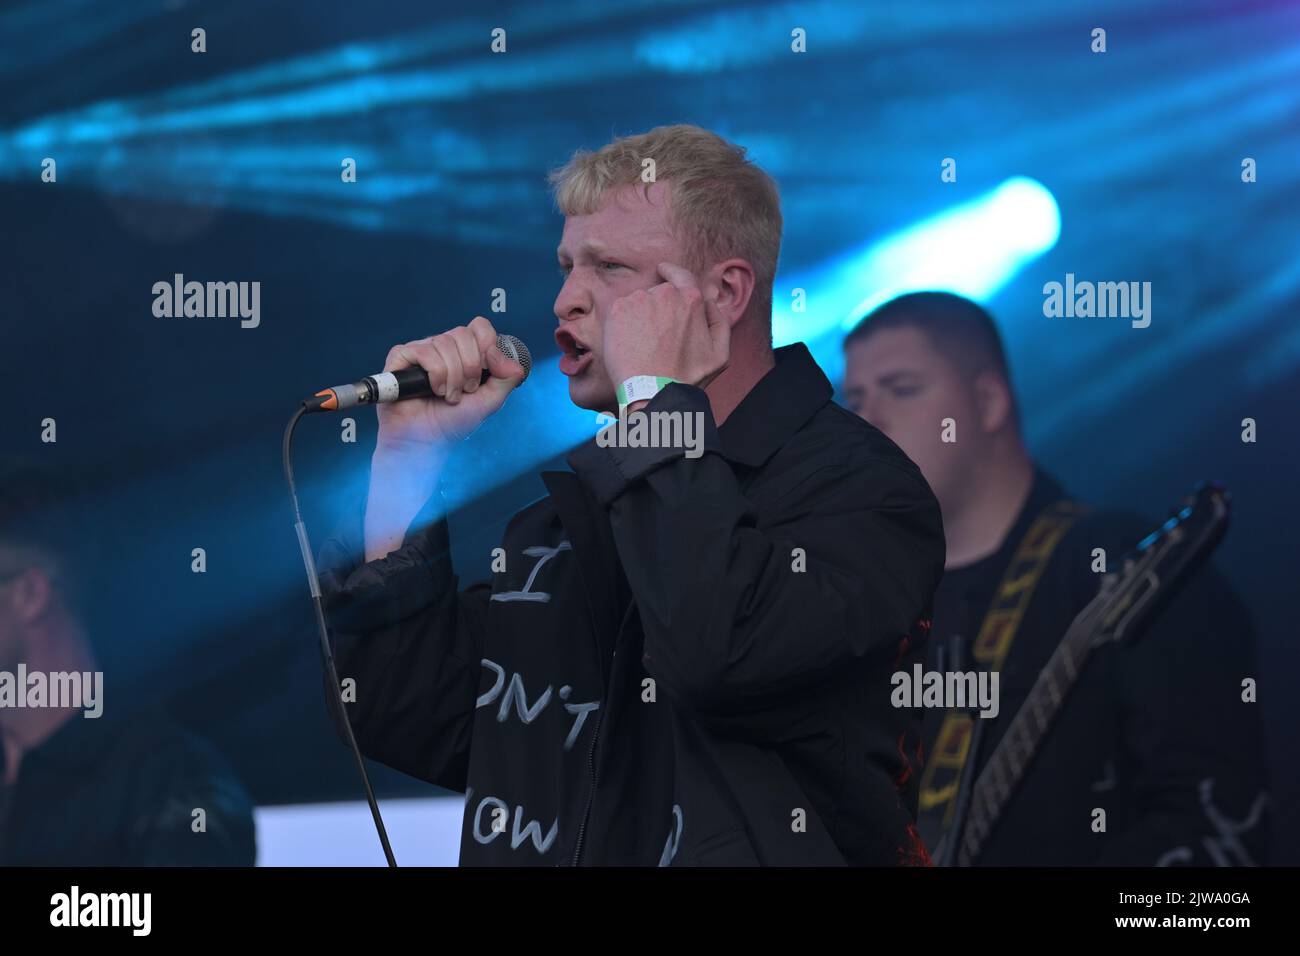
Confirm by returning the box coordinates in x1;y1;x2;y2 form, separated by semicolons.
973;370;1015;434
704;258;757;327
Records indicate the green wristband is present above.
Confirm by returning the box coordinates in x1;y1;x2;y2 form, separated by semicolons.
616;375;677;408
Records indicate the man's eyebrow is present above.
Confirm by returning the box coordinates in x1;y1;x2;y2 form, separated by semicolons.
876;369;921;387
557;239;609;261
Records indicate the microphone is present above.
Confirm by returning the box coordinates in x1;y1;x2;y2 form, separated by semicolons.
309;334;532;412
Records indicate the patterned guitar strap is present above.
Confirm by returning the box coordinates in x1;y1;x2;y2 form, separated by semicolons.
916;498;1089;861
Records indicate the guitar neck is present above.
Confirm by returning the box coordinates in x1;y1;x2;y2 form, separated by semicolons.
947;483;1227;866
956;608;1100;865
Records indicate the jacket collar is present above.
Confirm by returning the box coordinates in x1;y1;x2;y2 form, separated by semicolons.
716;342;832;468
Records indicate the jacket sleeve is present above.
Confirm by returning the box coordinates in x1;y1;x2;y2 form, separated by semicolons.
1094;556;1270;866
568;384;946;731
317;489;491;792
125;731;258;866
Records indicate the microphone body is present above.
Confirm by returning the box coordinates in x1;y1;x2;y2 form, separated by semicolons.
312;334;530;412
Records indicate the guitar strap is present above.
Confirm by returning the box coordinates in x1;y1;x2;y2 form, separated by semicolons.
916;498;1090;847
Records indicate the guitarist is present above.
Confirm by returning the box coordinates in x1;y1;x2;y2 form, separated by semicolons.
841;291;1269;866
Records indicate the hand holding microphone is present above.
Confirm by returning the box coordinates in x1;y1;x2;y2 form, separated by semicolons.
315;316;530;561
313;316;531;450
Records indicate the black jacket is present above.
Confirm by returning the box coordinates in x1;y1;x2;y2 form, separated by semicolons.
0;709;256;866
921;468;1269;865
320;343;945;865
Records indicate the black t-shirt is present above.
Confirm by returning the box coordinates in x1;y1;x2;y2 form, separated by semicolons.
917;472;1059;856
917;468;1270;866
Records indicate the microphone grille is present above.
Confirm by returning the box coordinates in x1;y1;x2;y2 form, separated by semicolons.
496;334;532;383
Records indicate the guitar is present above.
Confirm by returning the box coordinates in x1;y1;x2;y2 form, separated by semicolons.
946;482;1232;866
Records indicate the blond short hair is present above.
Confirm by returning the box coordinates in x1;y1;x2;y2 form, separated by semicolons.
548;124;783;322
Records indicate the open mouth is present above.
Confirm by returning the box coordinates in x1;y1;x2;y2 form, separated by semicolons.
556;329;593;375
559;348;592;376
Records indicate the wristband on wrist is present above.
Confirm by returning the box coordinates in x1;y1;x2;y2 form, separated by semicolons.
616;375;677;409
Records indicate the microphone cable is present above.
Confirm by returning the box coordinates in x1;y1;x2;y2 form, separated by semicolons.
283;396;397;867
